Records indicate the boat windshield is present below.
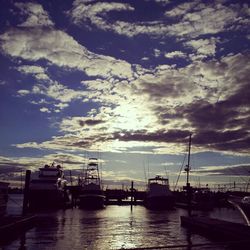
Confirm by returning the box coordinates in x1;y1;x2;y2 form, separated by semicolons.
39;169;61;177
149;176;169;186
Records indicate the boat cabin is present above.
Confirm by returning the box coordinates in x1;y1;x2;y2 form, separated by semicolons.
39;164;63;178
148;176;169;187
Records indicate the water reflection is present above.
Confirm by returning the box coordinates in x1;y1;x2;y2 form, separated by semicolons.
3;200;237;250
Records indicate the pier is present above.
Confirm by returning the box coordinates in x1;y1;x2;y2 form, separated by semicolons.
0;215;37;243
181;215;250;242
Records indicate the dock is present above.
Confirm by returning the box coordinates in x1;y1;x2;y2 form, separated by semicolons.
181;215;250;242
0;215;37;243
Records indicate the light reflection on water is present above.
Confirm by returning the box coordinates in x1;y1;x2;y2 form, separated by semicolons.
3;194;244;250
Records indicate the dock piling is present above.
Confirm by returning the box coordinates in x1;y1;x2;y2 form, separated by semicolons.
131;181;134;211
22;170;31;215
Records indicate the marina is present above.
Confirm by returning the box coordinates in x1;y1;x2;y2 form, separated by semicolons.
1;136;249;249
1;0;250;249
2;193;249;249
1;186;250;250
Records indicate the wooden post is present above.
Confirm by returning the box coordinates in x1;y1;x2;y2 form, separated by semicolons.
131;181;134;211
70;170;73;186
22;170;31;215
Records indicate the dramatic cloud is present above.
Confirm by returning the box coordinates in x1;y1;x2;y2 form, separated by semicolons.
0;0;249;186
0;2;133;80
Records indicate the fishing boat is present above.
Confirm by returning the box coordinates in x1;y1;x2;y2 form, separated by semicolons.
78;158;105;209
0;181;9;217
144;175;175;210
28;163;69;209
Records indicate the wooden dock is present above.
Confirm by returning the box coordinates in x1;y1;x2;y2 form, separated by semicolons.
181;215;250;242
0;215;37;243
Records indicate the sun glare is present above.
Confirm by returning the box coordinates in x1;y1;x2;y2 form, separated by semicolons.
110;104;156;132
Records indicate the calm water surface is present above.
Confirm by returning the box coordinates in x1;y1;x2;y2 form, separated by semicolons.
2;194;246;250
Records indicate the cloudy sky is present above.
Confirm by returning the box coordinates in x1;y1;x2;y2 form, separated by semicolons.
0;0;249;189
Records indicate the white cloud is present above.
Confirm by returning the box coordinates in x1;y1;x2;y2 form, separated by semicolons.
55;103;69;110
154;49;161;57
164;51;187;58
68;1;134;27
40;107;51;113
165;2;198;18
16;65;49;80
17;89;30;96
185;38;218;57
0;2;134;80
32;81;87;103
154;0;171;5
68;0;245;39
15;2;54;27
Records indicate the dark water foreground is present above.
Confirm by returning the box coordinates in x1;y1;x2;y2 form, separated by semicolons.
2;194;247;250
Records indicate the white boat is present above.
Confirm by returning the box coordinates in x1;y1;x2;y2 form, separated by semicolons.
144;175;175;210
28;163;69;209
0;181;9;217
78;158;105;209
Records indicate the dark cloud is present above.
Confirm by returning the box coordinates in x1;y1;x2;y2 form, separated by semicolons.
186;100;238;130
193;164;250;177
113;129;190;143
0;163;27;180
184;79;250;152
78;119;105;127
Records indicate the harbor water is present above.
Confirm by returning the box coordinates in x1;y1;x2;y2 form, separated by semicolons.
2;194;247;250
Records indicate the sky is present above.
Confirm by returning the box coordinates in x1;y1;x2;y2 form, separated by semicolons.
0;0;249;190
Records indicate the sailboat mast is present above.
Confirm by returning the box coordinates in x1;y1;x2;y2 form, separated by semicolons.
186;134;192;185
185;133;192;216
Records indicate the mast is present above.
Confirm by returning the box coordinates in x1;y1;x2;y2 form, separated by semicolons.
185;133;192;216
185;134;192;186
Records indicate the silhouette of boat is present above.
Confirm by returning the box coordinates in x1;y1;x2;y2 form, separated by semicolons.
28;163;69;209
227;195;250;225
0;181;9;217
240;196;250;221
144;175;175;210
78;158;105;209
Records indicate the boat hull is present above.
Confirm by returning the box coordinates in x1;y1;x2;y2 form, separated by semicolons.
145;195;175;210
28;189;69;209
78;194;105;209
0;202;8;217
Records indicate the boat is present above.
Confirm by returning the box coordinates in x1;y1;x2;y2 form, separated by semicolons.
144;175;175;210
240;196;250;220
78;158;105;209
175;134;215;212
0;181;9;217
28;163;69;209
